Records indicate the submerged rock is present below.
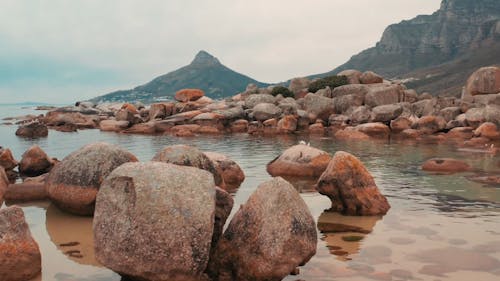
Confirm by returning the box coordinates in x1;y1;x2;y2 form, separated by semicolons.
316;151;390;216
152;145;224;187
421;158;471;173
46;142;138;215
205;152;245;189
18;145;54;176
267;144;332;178
0;206;41;281
208;177;317;281
94;162;215;281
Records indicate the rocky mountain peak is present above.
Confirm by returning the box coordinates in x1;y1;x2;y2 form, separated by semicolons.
190;50;221;66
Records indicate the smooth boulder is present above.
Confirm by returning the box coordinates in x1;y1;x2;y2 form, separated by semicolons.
18;145;54;176
0;148;18;171
465;66;500;96
15;122;48;138
175;88;205;102
267;144;332;178
208;177;317;281
152;145;223;187
0;206;42;281
316;151;390;216
46;142;138;215
205;152;245;188
94;162;215;281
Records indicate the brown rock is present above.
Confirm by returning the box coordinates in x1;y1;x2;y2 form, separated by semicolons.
316;151;390;215
474;122;500;140
198;126;222;134
0;168;8;205
94;162;215;281
399;129;422;139
175;88;205;102
446;127;474;140
309;122;326;134
338;69;362;84
152;145;223;187
277;115;297;134
390;116;412;133
175;129;195;137
289;77;311;94
230;119;249;133
15;122;48;138
210;187;234;260
422;158;471;173
334;128;371;140
267;144;332;178
354;123;390;139
465;66;500;96
115;109;137;123
4;181;48;202
120;103;138;114
122;122;157;134
360;71;383;84
364;84;404;107
149;102;174;120
205;152;245;189
46;142;138;215
208;177;317;281
99;120;130;132
414;116;447;134
18;145;54;176
0;206;41;281
304;93;335;121
0;148;18;171
263;118;278;135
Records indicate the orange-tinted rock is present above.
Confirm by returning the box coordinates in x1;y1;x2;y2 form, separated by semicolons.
267;144;332;178
230;119;249;133
208;177;317;281
205;152;245;189
263;118;278;134
309;122;325;134
464;137;493;147
354;123;390;139
122;122;157;134
46;143;138;215
359;71;383;84
152;145;223;187
316;151;390;215
465;66;500;96
171;124;201;134
175;88;205;102
0;167;8;205
334;128;370;140
99;120;130;132
338;69;362;84
198;126;222;134
0;206;41;281
175;129;195;137
390;116;412;133
0;148;18;171
422;158;471;173
474;122;500;140
120;103;138;114
399;129;422;139
414;116;447;134
446;127;474;140
18;145;54;176
277;115;297;134
5;181;48;202
149;102;174;120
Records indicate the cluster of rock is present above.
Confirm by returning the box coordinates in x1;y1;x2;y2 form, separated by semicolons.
267;144;390;216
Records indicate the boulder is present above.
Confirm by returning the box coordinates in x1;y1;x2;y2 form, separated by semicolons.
289;77;311;94
411;99;437;117
328;114;350;127
422;158;471;173
18;145;54;176
465;66;500;96
277;115;297;133
267;144;331;178
244;94;276;109
303;93;335;120
331;84;370;98
371;104;403;123
464;107;487;128
262;118;278;135
364;84;403;107
360;71;383;84
115;109;137;124
94;162;215;281
0;206;41;281
474;122;500;140
0;148;18;171
149;102;174;120
205;152;245;189
122;122;157;134
334;128;371;141
121;103;139;114
414;116;447;134
390;116;412;133
316;151;390;215
354;123;391;139
208;177;317;281
15;122;48;138
230;119;249;133
333;93;364;114
211;187;234;259
175;88;205;102
152;145;223;187
485;105;500;125
402;89;418;103
438;107;462;122
46;142;138;215
337;69;362;84
99;120;130;132
0;168;7;204
252;103;282;121
349;106;372;125
446;127;474;140
473;93;500;106
309;122;326;134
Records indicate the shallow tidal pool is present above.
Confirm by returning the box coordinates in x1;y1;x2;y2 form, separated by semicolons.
1;106;500;281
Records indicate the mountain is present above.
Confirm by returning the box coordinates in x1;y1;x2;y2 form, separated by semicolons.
92;51;268;103
315;0;500;96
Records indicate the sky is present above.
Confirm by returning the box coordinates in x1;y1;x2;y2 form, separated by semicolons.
0;0;441;104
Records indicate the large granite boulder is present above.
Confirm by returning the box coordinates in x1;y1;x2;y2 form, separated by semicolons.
354;122;391;139
15;121;48;138
152;145;223;187
360;71;383;84
474;122;500;140
289;77;311;94
365;84;403;107
18;145;54;176
267;144;332;178
303;93;335;120
371;104;403;122
252;103;282;121
244;94;276;109
465;66;500;96
0;147;18;171
337;69;362;84
0;206;41;281
0;168;7;205
208;177;317;281
94;162;215;281
175;88;205;102
205;152;245;189
46;142;138;215
316;151;390;216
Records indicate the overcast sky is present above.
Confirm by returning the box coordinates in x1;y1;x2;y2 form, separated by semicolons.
0;0;441;103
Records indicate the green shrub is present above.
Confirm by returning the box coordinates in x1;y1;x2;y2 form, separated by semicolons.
308;75;348;93
270;86;295;98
